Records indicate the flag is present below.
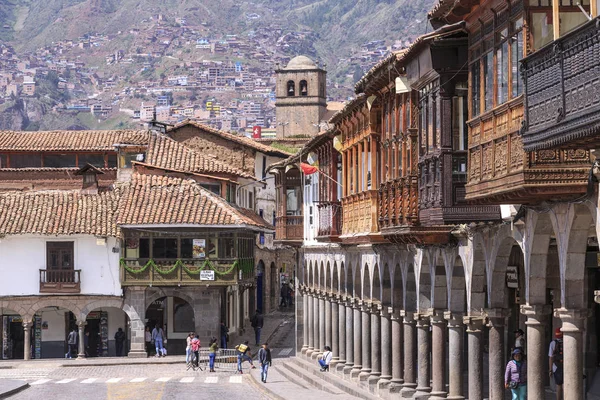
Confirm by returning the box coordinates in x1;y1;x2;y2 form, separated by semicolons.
300;162;319;175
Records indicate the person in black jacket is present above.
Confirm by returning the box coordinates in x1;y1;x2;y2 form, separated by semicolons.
220;322;229;349
114;327;126;357
251;310;264;345
258;342;272;383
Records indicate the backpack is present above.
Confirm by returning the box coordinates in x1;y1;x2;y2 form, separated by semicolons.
191;338;201;352
553;339;563;366
237;343;248;354
68;331;77;345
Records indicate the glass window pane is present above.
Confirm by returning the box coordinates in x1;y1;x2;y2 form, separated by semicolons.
471;63;480;117
78;154;105;168
428;95;434;151
152;238;177;259
497;41;509;105
181;238;193;259
10;153;42;168
531;12;553;51
43;154;77;168
0;154;6;168
484;52;494;111
107;154;117;168
512;30;524;98
139;238;150;258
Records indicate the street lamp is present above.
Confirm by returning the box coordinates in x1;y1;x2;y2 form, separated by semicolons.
278;121;289;138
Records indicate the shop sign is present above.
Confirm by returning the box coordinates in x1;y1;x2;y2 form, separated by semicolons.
200;270;215;281
506;265;518;288
193;239;206;259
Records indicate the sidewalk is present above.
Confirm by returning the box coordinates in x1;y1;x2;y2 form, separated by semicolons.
229;309;294;352
0;379;29;399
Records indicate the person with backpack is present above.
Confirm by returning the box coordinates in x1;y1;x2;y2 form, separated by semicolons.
190;335;201;369
65;328;78;359
505;348;527;399
114;327;126;357
549;327;564;400
318;345;333;372
257;342;272;383
235;340;256;373
152;323;166;357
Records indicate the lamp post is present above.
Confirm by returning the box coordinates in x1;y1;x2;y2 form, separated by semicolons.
278;121;289;138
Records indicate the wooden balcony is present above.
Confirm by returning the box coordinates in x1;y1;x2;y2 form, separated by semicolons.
316;201;342;241
521;16;600;151
120;258;251;286
378;177;418;229
341;190;384;243
39;269;81;293
274;216;303;244
465;98;590;204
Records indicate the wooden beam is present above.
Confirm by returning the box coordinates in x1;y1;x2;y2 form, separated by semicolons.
592;0;598;18
553;0;560;40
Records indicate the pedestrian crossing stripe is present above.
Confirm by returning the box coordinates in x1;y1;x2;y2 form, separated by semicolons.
30;379;51;385
129;378;147;383
20;376;244;385
155;377;171;382
56;378;76;384
106;378;123;383
180;377;195;383
229;376;242;383
81;378;97;384
204;376;218;383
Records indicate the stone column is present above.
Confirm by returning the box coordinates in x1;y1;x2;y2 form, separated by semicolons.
351;301;363;379
331;297;340;366
401;311;417;398
378;307;393;391
313;291;321;358
77;320;87;359
344;299;355;376
486;308;509;400
521;305;551;399
318;294;326;357
445;312;464;400
556;308;588;400
464;316;485;400
368;304;382;391
307;292;315;357
430;310;446;398
359;302;372;382
23;322;32;361
389;309;404;394
125;286;147;358
337;297;347;371
302;288;309;354
325;295;332;350
414;313;432;396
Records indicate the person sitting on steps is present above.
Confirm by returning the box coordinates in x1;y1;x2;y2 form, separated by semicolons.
318;345;332;372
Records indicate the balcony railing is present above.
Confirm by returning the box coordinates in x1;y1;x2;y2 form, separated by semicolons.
120;258;253;286
341;190;379;236
39;269;81;293
274;215;303;242
522;16;600;151
316;201;342;240
378;177;418;229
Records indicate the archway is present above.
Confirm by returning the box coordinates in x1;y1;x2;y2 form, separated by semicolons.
353;263;361;299
418;251;432;312
325;261;331;293
372;263;381;304
145;296;194;356
363;263;371;301
82;307;130;357
31;304;80;359
405;261;417;312
308;261;314;289
332;262;340;293
392;262;404;309
257;260;265;313
0;308;25;360
320;262;325;291
382;263;392;307
269;261;278;310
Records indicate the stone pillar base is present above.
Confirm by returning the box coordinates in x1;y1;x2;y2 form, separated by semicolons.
311;351;321;360
445;396;465;400
127;349;147;358
429;391;447;399
350;367;362;379
359;370;371;382
389;380;404;393
343;365;354;376
306;348;314;358
367;375;381;392
301;346;309;355
400;386;417;398
413;390;432;400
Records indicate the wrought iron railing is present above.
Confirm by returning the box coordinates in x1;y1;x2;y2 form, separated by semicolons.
316;201;342;238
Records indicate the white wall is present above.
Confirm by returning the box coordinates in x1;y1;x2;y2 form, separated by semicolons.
303;171;320;245
40;309;67;341
0;235;121;296
256;153;280;248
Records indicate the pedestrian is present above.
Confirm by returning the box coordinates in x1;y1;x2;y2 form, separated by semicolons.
209;337;218;372
84;331;90;357
235;340;256;373
220;322;229;349
191;334;201;368
549;327;564;400
280;284;288;307
114;327;126;357
65;328;77;358
152;323;165;357
251;309;264;345
514;328;525;353
144;326;152;357
185;332;194;365
286;283;294;306
258;342;272;383
505;348;527;399
318;345;332;372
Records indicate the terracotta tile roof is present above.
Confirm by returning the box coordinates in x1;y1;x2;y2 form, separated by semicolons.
170;120;292;157
145;133;254;179
328;94;367;125
0;189;119;236
118;173;273;230
0;130;149;152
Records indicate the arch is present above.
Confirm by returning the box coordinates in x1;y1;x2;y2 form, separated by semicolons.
308;261;314;289
382;263;392;307
419;250;433;311
392;263;403;309
319;262;325;290
467;234;488;312
340;261;349;295
490;235;521;309
300;80;308;96
353;263;361;299
449;255;467;313
303;259;309;285
82;306;131;357
146;289;196;309
362;263;371;301
325;261;331;292
332;262;340;293
287;80;295;96
523;211;553;305
29;298;81;324
80;298;141;324
405;261;417;312
372;263;382;303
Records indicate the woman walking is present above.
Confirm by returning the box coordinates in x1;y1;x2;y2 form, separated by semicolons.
505;348;527;399
208;337;218;372
185;332;194;365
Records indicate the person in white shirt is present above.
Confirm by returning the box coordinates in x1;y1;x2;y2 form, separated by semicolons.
318;345;333;371
514;328;525;353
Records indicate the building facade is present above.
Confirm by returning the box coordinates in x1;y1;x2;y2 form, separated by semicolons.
274;2;600;399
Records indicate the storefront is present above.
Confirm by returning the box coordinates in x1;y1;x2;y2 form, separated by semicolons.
1;314;24;359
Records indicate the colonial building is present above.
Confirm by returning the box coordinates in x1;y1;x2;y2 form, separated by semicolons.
0;127;279;359
275;1;600;399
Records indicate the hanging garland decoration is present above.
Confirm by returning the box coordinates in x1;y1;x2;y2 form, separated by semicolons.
120;258;253;278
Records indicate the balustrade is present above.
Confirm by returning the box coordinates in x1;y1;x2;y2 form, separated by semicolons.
39;269;81;293
316;201;342;239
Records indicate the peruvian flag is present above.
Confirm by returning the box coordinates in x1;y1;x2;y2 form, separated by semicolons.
300;162;319;175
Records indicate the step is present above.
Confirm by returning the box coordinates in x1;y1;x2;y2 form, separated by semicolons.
247;365;334;400
283;357;379;400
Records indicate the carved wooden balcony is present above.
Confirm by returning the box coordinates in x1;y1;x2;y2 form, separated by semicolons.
521;17;600;151
274;215;303;243
316;201;342;242
378;177;418;229
120;258;252;286
39;269;81;293
341;190;384;243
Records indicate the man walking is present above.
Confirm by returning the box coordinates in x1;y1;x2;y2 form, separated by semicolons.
251;309;264;345
258;342;272;383
114;327;126;357
549;328;564;400
152;323;165;357
65;328;77;358
280;284;288;307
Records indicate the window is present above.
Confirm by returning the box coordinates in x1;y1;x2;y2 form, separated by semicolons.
419;82;439;155
496;28;509;105
262;156;267;179
511;18;524;98
248;191;253;210
78;154;106;168
452;94;468;151
43;154;77;168
47;242;74;269
107;154;117;168
0;154;5;168
139;238;150;258
471;63;481;117
299;80;308;96
287;80;295;96
219;234;235;258
173;297;194;332
9;153;42;168
152;238;177;259
483;51;494;111
200;183;221;196
180;238;194;258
